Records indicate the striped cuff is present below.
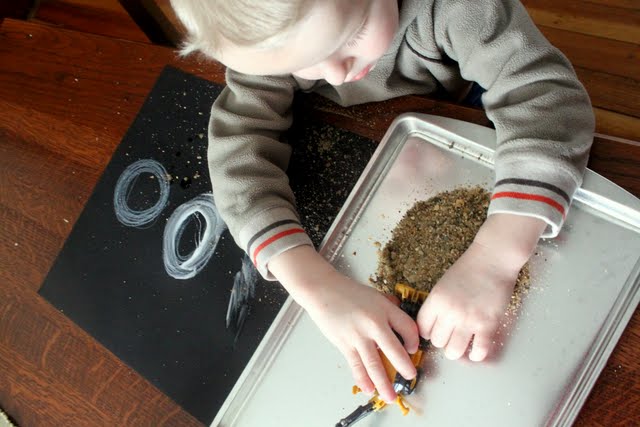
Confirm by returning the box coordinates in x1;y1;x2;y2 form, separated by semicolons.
488;177;574;238
238;207;313;280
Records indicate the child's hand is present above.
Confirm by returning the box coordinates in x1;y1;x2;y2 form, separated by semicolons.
416;240;518;361
417;213;546;361
268;245;419;403
305;270;419;402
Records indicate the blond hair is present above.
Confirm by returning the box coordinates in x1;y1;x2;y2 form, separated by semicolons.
170;0;315;58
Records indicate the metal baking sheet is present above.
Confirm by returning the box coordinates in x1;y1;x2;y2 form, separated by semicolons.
212;113;640;427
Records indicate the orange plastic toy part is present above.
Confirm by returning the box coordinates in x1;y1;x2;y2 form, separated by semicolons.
395;283;429;305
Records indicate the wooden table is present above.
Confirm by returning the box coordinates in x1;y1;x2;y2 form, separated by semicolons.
1;18;638;426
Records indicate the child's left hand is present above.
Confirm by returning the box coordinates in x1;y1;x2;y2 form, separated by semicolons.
416;213;547;361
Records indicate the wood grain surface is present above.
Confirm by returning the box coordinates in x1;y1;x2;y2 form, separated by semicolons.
0;18;639;427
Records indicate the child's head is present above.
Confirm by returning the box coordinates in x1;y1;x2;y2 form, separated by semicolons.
171;0;399;86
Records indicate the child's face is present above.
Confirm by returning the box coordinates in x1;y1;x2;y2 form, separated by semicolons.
217;0;399;86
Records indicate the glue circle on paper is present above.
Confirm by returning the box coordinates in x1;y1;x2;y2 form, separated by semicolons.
113;159;170;227
163;193;227;280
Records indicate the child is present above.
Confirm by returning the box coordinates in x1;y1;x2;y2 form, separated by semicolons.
170;0;594;403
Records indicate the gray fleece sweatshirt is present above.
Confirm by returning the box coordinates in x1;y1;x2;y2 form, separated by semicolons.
208;0;594;279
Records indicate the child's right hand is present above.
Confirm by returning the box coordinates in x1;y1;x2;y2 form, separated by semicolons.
268;245;419;403
304;270;420;402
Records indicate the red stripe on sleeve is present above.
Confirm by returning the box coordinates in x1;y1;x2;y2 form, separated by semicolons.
252;228;306;265
491;191;566;219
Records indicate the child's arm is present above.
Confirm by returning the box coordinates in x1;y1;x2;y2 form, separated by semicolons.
416;0;595;359
209;69;417;401
429;0;594;237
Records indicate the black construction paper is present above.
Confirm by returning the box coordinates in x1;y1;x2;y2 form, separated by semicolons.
39;66;375;424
